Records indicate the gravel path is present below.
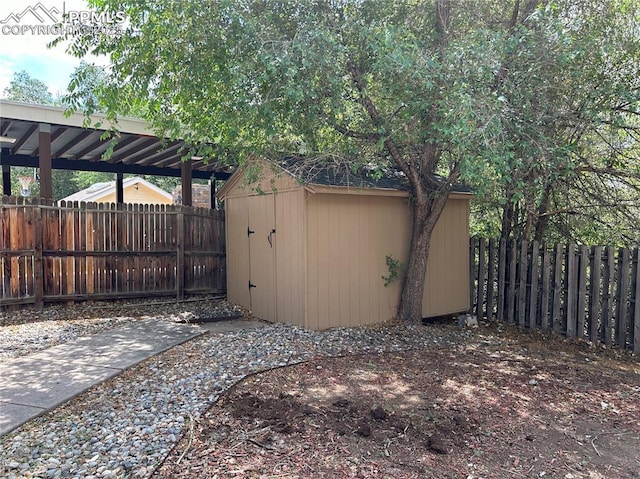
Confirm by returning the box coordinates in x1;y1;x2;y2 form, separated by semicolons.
0;299;472;478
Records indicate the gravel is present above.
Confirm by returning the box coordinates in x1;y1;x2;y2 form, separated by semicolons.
0;298;471;478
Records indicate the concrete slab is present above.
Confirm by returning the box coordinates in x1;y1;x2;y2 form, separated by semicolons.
0;319;205;437
0;402;45;436
0;360;121;408
20;320;204;369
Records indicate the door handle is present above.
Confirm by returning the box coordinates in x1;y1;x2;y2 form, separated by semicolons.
249;281;256;289
267;229;276;248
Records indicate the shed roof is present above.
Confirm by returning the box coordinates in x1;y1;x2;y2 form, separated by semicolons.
218;156;472;198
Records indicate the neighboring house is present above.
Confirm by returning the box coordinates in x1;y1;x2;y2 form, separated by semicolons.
59;177;173;205
217;157;472;330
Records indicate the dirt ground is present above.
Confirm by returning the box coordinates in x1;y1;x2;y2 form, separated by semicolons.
153;320;640;479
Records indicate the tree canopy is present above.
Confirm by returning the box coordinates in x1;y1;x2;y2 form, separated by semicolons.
60;0;640;319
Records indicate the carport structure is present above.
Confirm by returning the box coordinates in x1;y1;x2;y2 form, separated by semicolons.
0;100;231;306
0;100;231;203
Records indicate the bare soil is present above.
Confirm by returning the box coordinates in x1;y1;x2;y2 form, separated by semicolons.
153;321;640;479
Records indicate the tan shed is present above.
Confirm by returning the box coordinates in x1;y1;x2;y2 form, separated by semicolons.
217;159;471;330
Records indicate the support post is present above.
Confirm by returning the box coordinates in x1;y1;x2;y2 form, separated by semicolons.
209;179;216;209
2;164;10;196
181;160;192;207
38;123;52;201
116;173;124;204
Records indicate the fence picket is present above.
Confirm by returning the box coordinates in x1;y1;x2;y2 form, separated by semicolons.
566;243;577;337
552;243;563;333
1;197;225;307
487;238;496;321
529;241;539;329
602;246;615;346
616;248;630;348
633;248;640;354
497;239;506;321
577;245;588;339
517;240;528;327
540;246;551;331
589;246;602;343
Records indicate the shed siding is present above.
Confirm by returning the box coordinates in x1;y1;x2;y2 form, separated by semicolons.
222;162;300;199
422;198;470;316
247;194;277;322
274;190;306;327
225;197;250;308
306;193;410;329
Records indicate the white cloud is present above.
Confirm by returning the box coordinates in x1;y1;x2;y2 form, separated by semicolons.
0;0;110;97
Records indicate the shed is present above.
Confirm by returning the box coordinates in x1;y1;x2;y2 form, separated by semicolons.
217;159;471;330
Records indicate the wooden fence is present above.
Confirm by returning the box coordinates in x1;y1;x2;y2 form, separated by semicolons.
1;196;226;307
470;238;640;353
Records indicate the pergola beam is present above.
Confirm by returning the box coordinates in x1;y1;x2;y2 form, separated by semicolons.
0;152;231;180
39;123;52;201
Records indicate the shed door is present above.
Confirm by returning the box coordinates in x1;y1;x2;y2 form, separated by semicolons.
248;195;277;322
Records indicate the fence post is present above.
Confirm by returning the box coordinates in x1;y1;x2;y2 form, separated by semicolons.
176;206;185;300
34;202;44;309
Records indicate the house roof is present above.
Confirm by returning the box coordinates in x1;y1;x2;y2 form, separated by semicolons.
0;100;232;180
60;176;172;203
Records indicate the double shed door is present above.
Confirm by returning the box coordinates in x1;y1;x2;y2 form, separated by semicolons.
247;195;277;322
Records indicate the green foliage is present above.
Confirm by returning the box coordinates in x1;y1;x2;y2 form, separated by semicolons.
381;255;405;287
2;70;55;105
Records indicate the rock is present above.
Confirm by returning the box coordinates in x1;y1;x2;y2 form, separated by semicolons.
370;407;388;421
332;398;350;408
426;435;449;454
356;422;371;437
458;314;478;328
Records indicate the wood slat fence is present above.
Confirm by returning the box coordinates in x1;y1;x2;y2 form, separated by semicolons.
1;196;226;307
470;238;640;353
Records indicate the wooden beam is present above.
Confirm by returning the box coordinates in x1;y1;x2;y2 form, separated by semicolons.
11;124;37;153
116;172;124;204
181;160;192;207
2;153;232;180
39;123;52;201
2;164;10;196
32;127;66;156
53;130;94;157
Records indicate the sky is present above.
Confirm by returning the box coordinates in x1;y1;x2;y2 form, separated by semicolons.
0;0;108;99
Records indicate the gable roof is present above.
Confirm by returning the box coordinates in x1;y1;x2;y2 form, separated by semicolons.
60;177;172;203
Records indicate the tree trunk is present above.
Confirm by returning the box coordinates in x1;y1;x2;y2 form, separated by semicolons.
397;199;444;323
